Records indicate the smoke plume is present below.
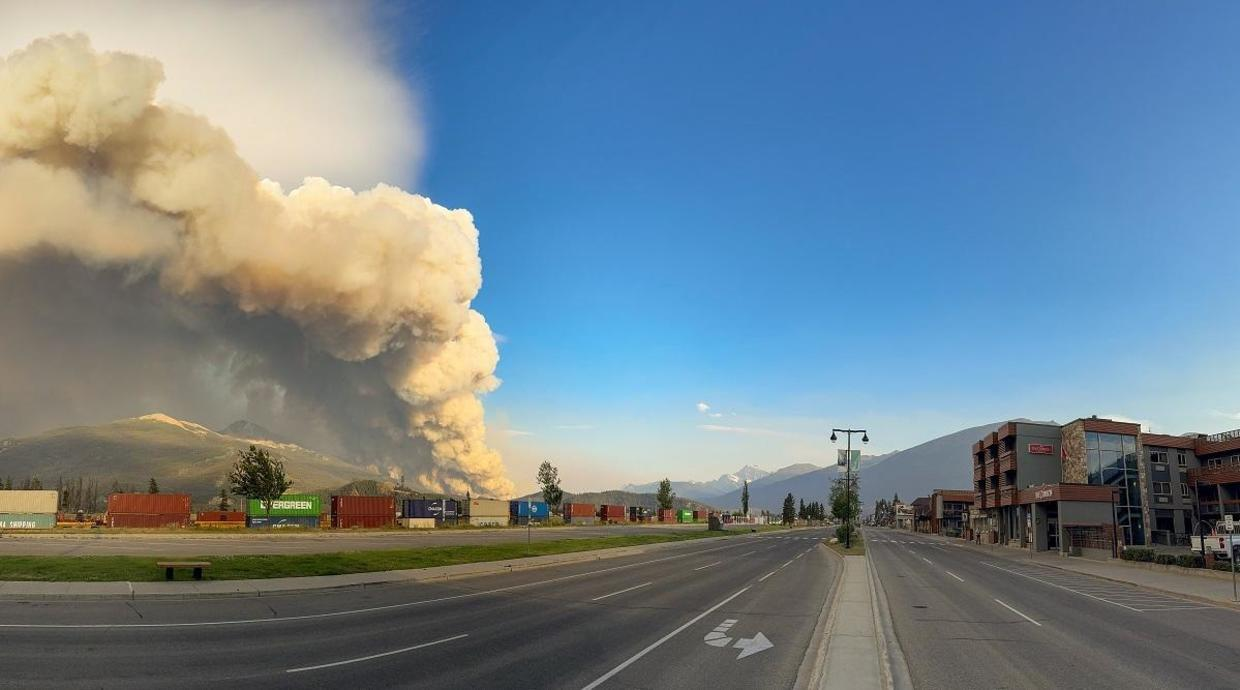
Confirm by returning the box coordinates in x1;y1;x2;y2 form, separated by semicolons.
0;35;513;497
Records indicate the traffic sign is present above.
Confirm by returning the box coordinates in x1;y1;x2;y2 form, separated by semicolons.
1225;515;1234;533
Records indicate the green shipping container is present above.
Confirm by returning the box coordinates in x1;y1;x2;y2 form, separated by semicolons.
677;509;693;523
0;513;56;529
246;494;321;517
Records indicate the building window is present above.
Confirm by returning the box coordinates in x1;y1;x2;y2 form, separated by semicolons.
1086;432;1144;545
1177;451;1187;467
1180;483;1190;498
1150;450;1167;464
1154;482;1170;495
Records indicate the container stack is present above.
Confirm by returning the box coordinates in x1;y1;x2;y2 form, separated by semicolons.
465;498;508;527
0;490;58;529
107;493;191;528
563;502;597;525
195;511;246;528
628;506;650;523
677;508;693;523
598;504;626;524
331;495;396;528
509;500;550;525
247;494;322;528
658;508;676;522
692;509;706;522
400;498;459;528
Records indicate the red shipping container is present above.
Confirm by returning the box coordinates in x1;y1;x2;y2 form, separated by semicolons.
107;513;190;528
196;511;246;522
563;503;595;517
658;509;676;522
599;504;626;520
107;493;191;514
332;514;395;529
692;510;706;521
330;495;395;517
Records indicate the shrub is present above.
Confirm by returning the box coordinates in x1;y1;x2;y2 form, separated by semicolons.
1177;554;1204;569
835;524;855;544
1122;547;1155;562
1215;560;1237;572
1154;554;1178;566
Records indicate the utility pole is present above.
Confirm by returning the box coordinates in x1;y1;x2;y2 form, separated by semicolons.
831;427;869;549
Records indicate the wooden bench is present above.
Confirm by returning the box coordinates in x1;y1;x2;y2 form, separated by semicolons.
157;561;211;581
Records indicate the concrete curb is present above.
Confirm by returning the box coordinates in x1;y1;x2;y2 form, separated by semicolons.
795;543;847;690
866;545;912;690
0;533;751;601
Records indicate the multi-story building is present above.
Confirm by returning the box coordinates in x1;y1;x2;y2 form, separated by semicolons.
911;496;931;533
893;501;913;530
971;417;1240;554
929;489;973;537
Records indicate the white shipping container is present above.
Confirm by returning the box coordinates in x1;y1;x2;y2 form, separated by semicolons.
469;515;505;527
0;490;58;514
398;518;436;529
467;499;509;517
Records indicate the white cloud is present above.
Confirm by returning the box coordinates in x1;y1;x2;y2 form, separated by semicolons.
698;424;777;436
696;401;711;414
708;412;723;418
0;0;421;190
503;429;535;437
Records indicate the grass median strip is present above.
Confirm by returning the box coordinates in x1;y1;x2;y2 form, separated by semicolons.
825;534;866;556
0;531;742;582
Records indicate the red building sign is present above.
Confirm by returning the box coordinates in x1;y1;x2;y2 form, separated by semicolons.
1028;443;1054;455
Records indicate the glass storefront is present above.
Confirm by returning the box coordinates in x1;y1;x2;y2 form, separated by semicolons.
1086;431;1144;545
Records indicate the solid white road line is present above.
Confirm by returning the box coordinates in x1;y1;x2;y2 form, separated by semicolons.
758;571;777;582
994;599;1042;627
921;557;932;565
592;582;654;601
694;562;722;571
739;550;756;557
580;587;751;690
286;633;468;673
945;571;964;583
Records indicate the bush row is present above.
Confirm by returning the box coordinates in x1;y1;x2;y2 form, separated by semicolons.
1119;548;1205;569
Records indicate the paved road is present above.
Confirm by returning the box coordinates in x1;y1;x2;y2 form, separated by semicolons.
0;523;734;556
0;528;839;688
866;527;1240;689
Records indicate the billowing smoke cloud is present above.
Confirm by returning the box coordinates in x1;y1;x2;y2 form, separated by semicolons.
0;35;513;497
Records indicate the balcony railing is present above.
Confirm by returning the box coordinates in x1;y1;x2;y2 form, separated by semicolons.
999;455;1017;474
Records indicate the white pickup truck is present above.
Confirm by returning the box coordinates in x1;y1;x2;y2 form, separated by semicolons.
1192;534;1240;560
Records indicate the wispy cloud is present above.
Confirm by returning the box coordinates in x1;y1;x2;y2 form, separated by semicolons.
554;424;596;430
698;424;777;436
696;401;711;414
493;332;510;345
1210;410;1240;421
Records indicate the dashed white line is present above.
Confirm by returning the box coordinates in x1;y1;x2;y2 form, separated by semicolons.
945;571;964;583
693;561;722;571
739;550;756;557
921;557;933;565
759;571;777;582
580;587;751;690
994;599;1042;627
287;633;468;673
592;582;653;601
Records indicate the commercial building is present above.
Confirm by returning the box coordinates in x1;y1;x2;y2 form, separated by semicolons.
910;497;931;533
893;501;913;530
929;489;973;537
971;417;1240;554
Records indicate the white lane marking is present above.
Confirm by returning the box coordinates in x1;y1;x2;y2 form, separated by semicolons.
733;631;774;659
781;560;793;568
739;550;756;557
981;562;1142;612
703;618;738;647
758;571;776;582
794;553;804;560
592;582;653;601
286;633;467;673
945;571;964;583
581;587;751;689
694;561;722;571
921;557;932;565
994;599;1042;627
0;537;759;629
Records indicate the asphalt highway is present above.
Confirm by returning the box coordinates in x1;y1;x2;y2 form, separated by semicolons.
0;523;725;556
0;527;839;689
867;527;1240;689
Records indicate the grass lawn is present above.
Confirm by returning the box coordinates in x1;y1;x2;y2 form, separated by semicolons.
826;534;866;556
0;530;740;582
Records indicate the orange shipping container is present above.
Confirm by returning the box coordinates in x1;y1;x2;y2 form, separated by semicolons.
564;503;595;517
330;495;395;517
107;513;190;528
599;504;626;520
196;511;246;523
332;514;395;529
107;493;191;515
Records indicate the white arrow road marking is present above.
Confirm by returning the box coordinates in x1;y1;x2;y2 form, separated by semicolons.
733;632;774;659
703;618;738;647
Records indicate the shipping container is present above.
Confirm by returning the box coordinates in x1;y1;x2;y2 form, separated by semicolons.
629;506;651;522
0;490;58;514
565;515;597;525
693;509;706;522
677;509;693;523
248;515;320;529
333;513;395;529
0;513;56;529
468;515;506;527
563;502;595;517
465;498;508;517
195;511;246;523
246;494;321;517
398;517;436;529
401;498;459;519
598;504;626;522
330;495;396;517
107;493;191;515
509;501;550;519
108;513;191;528
658;509;676;522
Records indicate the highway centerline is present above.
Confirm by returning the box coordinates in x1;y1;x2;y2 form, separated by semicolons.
994;599;1042;627
286;633;468;673
580;586;751;690
592;582;653;601
693;561;722;571
944;571;964;583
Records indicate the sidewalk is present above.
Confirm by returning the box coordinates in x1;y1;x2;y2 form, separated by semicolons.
816;555;884;690
0;535;734;601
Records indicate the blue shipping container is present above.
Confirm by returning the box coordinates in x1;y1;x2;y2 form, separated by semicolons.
247;516;319;529
509;501;550;519
401;499;459;519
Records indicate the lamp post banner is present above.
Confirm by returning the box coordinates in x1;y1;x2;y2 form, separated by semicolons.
837;449;861;470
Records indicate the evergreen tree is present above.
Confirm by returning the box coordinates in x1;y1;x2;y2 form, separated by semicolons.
781;493;796;526
741;480;750;516
218;486;231;511
536;461;564;510
656;478;675;511
147;477;159;494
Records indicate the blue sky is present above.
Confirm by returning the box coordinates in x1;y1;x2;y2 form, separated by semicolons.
390;2;1240;492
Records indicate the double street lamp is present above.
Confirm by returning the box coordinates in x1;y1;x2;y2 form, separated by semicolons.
830;428;868;548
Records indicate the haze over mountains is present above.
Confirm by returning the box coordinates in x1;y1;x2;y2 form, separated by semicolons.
621;465;772;501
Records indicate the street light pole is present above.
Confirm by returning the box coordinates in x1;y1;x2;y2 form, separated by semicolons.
831;427;869;549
